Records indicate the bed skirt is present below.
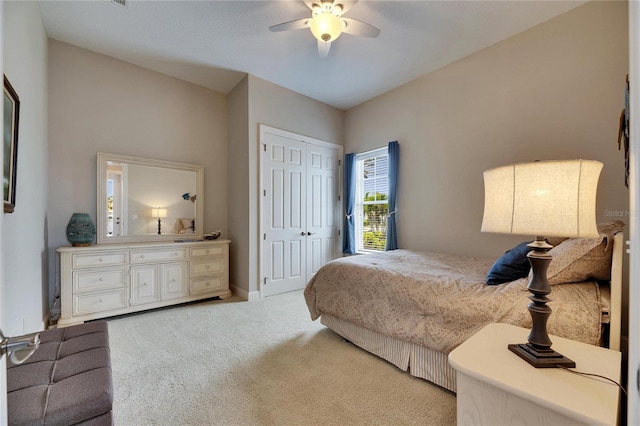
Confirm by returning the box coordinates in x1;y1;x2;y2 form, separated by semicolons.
320;314;457;393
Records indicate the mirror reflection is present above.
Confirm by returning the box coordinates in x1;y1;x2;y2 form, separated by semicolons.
97;153;204;244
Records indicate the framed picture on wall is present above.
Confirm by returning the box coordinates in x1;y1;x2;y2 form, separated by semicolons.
4;75;20;213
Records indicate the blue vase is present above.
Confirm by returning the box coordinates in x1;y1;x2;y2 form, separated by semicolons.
66;213;96;246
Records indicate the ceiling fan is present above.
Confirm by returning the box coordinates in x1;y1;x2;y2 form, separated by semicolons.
269;0;381;58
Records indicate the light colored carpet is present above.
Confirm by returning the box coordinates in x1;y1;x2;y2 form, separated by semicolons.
107;290;457;425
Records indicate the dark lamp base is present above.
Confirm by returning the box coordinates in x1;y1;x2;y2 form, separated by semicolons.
508;343;575;368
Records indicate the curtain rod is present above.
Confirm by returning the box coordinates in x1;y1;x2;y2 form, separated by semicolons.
355;145;387;157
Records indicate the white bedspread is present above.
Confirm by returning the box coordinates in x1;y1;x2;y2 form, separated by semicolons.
304;250;602;353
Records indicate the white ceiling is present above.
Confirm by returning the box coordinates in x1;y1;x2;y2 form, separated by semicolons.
38;0;586;110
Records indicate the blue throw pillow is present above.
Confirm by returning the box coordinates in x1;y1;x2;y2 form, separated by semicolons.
486;241;533;285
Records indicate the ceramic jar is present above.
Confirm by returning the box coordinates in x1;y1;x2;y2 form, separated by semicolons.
66;213;96;246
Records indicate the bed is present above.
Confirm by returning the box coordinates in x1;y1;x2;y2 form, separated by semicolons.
304;222;624;393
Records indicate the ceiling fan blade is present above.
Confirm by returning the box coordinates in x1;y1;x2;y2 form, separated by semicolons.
318;40;331;58
341;18;380;38
269;18;310;32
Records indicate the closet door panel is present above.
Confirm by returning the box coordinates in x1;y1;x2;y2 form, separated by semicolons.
306;145;340;277
262;132;308;296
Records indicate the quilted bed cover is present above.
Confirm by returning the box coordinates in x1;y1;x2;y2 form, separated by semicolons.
304;249;602;353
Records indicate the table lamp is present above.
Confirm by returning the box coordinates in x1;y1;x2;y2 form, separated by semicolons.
152;207;168;235
481;159;602;368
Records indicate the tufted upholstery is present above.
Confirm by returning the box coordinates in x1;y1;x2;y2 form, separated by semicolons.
7;321;113;425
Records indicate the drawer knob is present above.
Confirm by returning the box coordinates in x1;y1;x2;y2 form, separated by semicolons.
98;298;103;303
99;277;104;282
206;250;210;254
98;258;103;262
205;265;210;270
140;255;145;259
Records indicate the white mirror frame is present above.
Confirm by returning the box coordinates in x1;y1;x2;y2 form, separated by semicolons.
97;152;204;244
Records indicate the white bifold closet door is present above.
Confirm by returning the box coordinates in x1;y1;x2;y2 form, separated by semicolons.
261;127;341;297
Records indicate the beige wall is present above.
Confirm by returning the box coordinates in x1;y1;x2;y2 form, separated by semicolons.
47;40;228;311
227;75;344;298
227;76;250;297
345;1;629;259
3;1;49;334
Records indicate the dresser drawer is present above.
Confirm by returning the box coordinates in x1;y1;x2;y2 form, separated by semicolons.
73;289;128;316
190;246;224;258
190;258;224;278
190;276;225;296
72;252;128;269
73;267;128;293
130;248;188;264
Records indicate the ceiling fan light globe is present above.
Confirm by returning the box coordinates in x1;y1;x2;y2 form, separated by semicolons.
310;12;342;42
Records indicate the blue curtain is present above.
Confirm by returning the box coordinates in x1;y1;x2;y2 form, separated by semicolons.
343;153;356;254
386;141;399;250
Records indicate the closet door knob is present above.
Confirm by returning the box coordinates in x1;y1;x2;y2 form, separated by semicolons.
300;232;306;236
307;232;316;236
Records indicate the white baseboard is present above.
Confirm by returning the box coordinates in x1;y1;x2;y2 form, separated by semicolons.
230;284;260;302
246;291;261;302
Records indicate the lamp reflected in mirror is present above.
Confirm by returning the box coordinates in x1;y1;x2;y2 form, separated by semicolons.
152;208;168;235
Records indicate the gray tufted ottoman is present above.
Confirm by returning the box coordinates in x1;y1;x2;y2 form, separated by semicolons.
7;321;113;425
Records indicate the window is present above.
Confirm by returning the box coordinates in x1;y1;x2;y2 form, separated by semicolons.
355;148;388;251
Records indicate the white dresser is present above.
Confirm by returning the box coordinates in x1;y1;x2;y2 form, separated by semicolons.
57;240;231;327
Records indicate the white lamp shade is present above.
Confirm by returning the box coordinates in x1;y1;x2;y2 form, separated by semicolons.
481;160;602;238
152;208;168;218
310;12;343;42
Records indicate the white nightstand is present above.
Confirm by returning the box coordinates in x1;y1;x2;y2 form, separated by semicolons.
449;323;621;426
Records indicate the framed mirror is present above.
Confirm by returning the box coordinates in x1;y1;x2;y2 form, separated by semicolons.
97;152;204;244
